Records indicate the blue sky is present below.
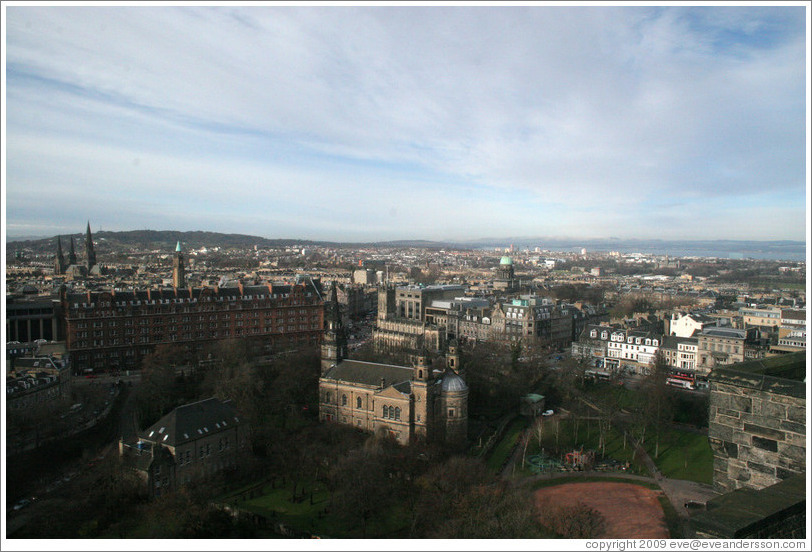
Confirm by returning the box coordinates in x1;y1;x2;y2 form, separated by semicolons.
3;4;808;243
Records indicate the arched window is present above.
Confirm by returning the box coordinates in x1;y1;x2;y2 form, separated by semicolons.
394;407;401;421
342;394;347;406
325;392;331;404
389;406;395;419
418;370;423;379
383;405;389;419
356;396;363;409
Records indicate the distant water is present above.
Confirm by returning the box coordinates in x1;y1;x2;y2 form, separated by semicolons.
489;240;807;262
535;245;806;262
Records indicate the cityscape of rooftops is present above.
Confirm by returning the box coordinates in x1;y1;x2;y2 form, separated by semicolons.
2;2;810;550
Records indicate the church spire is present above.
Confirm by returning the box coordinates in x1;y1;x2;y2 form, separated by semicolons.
85;220;97;270
321;281;347;374
68;236;77;265
54;236;66;275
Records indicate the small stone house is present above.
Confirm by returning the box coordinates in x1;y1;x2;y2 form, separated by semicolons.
120;397;248;497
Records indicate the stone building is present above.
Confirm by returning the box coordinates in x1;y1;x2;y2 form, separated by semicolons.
335;283;377;321
320;288;468;447
372;284;462;353
658;335;698;371
6;294;65;343
319;352;468;447
706;352;805;494
6;355;71;412
739;305;782;331
696;326;761;375
119;397;249;497
571;324;617;368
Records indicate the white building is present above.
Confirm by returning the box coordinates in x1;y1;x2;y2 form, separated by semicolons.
669;312;726;338
605;329;661;375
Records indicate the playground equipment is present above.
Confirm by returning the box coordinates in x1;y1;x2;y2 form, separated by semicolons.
526;453;563;473
564;449;595;470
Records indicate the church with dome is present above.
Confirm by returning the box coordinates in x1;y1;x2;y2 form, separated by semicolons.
318;283;468;447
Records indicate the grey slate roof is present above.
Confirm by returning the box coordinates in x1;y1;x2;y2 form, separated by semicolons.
702;327;748;339
322;359;414;387
660;335;698;350
140;397;240;447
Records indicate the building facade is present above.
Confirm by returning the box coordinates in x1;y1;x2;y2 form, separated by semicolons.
605;329;661;375
6;295;65;343
63;278;324;373
659;336;698;371
696;327;761;375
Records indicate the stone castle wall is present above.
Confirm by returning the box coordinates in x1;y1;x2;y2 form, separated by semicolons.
708;376;805;493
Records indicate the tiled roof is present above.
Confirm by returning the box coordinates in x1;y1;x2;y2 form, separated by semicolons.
321;359;414;387
140;397;240;447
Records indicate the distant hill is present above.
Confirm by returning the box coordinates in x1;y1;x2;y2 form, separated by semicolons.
5;230;806;261
7;230;327;253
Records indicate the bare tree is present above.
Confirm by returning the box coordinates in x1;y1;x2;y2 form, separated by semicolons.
544;501;607;538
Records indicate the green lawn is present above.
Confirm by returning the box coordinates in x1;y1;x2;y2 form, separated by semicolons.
485;417;528;473
227;479;409;538
644;429;713;485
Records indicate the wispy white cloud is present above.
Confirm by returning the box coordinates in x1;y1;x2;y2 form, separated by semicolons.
4;5;807;241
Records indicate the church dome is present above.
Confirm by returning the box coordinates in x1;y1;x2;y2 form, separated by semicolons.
440;371;468;393
499;256;513;266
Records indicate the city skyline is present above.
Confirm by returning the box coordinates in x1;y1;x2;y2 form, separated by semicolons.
3;3;809;243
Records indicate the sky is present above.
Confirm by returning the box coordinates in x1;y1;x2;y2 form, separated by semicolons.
2;2;809;243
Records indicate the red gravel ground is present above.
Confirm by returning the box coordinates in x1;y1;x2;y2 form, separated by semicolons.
535;481;670;538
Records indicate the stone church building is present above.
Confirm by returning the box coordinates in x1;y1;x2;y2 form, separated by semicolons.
319;284;468;447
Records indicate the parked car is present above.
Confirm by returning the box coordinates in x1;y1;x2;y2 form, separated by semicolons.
13;499;30;511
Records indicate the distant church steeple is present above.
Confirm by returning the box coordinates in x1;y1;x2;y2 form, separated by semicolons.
321;281;348;374
85;221;97;271
54;236;66;275
172;241;186;288
68;236;77;265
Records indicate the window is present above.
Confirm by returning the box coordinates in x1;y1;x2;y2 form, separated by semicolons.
394;407;401;421
448;409;454;418
342;394;347;406
356;396;363;409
